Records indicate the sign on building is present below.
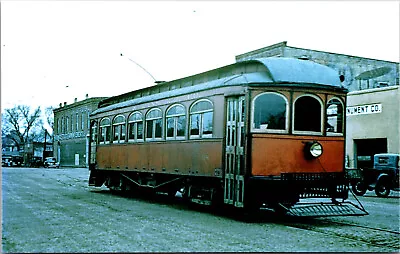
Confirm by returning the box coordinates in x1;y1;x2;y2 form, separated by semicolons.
346;103;382;116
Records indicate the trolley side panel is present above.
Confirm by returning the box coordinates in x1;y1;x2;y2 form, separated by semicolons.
96;140;223;176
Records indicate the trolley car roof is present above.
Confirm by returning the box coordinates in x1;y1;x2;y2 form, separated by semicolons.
92;57;344;116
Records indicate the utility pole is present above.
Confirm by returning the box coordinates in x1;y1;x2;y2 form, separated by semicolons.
43;128;47;161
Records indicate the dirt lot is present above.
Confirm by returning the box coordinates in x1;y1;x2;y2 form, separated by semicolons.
2;167;399;252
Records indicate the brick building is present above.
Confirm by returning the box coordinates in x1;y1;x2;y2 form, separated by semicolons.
236;41;399;168
53;96;106;167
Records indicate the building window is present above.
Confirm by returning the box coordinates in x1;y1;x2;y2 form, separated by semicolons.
326;98;344;135
128;112;144;142
252;92;288;133
76;113;79;131
166;104;186;140
81;112;84;130
57;118;60;134
71;114;74;132
190;99;213;138
66;117;69;133
61;117;64;134
99;118;111;144
293;95;323;134
112;115;126;143
146;108;162;140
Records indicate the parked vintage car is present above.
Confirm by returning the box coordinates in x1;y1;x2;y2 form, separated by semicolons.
348;153;399;198
44;157;60;168
2;155;24;167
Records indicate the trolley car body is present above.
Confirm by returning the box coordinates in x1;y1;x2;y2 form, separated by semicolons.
88;57;367;216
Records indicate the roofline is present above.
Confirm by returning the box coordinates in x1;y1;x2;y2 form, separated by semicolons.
236;41;399;64
53;97;108;112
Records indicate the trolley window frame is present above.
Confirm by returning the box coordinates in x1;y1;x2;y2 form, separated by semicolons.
112;114;126;144
128;111;144;143
145;108;163;141
166;104;186;140
326;97;345;136
189;99;214;139
292;94;324;136
251;91;289;134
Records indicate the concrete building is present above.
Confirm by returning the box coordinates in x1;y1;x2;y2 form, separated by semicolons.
236;41;399;168
53;96;106;167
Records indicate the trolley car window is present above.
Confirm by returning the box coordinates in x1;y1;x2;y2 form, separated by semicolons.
100;118;111;144
190;100;213;138
252;92;287;132
112;115;126;143
146;108;163;140
326;98;344;135
166;104;186;140
128;112;144;142
293;95;322;134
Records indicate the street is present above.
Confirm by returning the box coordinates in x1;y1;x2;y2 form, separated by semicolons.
2;167;399;252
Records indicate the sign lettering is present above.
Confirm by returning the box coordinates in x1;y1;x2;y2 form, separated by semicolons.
346;103;382;116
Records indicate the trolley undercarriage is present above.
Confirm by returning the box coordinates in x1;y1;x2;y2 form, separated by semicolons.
89;169;368;217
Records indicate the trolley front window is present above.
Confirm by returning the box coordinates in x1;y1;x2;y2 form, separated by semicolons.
100;118;111;144
293;95;322;134
326;98;344;135
252;92;288;133
190;99;213;138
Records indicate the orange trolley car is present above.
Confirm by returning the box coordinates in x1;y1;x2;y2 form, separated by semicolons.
88;57;367;217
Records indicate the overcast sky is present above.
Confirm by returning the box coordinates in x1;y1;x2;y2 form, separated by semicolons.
1;1;399;113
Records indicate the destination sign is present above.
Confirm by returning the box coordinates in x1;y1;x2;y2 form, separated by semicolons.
346;103;382;116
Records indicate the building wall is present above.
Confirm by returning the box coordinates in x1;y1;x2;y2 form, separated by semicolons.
346;86;400;168
53;97;106;167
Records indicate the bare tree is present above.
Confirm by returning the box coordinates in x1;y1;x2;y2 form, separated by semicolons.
44;106;54;136
2;105;42;151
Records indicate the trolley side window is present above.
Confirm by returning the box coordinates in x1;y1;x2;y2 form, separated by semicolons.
128;112;144;142
190;99;213;139
252;92;288;133
112;115;126;143
99;117;111;144
146;108;163;141
326;98;344;135
293;95;323;134
90;120;98;143
166;104;186;140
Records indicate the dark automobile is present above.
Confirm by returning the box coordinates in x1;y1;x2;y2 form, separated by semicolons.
349;153;399;197
44;157;59;168
30;157;44;168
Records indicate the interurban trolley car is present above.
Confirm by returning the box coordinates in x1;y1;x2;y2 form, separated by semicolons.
88;57;367;217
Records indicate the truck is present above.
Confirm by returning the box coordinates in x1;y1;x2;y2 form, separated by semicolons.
348;153;399;198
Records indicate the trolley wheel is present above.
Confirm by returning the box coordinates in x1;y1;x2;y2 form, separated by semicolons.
351;181;367;196
375;181;390;198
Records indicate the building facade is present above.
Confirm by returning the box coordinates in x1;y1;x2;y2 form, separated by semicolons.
236;41;399;168
53;96;106;167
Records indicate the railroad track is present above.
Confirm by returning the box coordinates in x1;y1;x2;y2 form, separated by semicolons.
280;217;400;250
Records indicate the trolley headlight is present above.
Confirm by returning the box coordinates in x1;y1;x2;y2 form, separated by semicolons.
304;141;323;159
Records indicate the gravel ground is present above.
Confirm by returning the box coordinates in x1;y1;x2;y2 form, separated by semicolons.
2;167;399;252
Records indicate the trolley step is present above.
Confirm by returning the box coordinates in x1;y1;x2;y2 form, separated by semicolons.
283;201;368;217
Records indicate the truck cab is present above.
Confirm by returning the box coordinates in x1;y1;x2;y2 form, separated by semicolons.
351;153;399;197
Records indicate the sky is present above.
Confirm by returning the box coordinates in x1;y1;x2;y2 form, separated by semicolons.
1;1;399;115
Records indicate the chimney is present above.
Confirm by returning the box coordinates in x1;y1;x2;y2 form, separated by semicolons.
59;103;62;107
86;94;89;99
74;98;78;103
64;102;67;106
